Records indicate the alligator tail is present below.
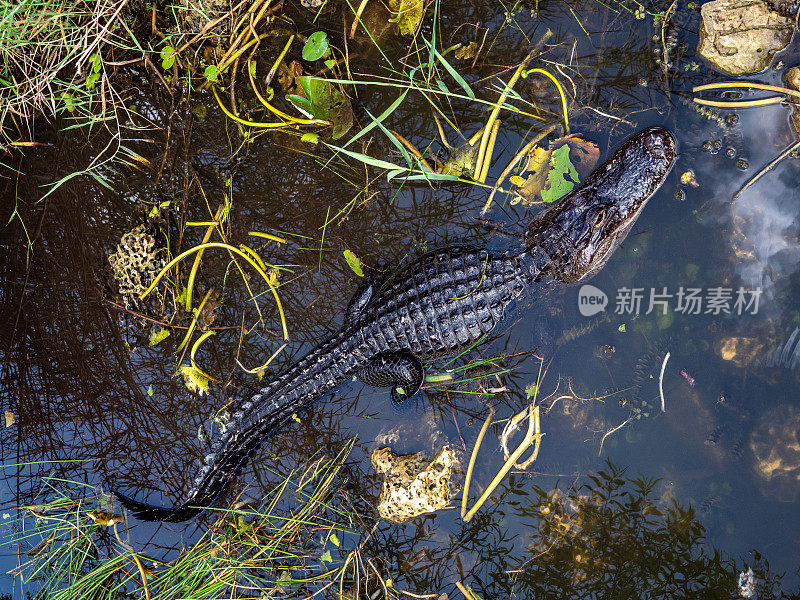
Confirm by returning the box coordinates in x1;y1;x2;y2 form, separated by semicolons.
111;489;202;522
114;330;363;522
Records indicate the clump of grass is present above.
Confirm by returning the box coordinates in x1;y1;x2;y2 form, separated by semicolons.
7;441;363;599
1;0;131;135
0;0;157;200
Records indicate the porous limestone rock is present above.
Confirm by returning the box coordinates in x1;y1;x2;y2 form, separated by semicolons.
698;0;794;75
372;446;457;523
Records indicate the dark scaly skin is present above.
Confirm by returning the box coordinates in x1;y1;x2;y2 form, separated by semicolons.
114;127;677;522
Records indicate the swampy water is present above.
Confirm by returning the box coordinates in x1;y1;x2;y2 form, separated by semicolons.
2;1;800;598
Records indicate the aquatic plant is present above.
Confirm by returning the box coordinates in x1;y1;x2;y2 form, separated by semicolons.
6;442;362;599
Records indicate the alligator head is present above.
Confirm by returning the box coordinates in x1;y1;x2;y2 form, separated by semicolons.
525;127;677;284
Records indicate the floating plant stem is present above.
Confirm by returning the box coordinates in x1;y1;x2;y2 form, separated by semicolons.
482;124;556;215
190;331;218;382
461;407;495;520
185;205;225;311
659;351;670;412
732;140;800;200
694;81;800;100
249;231;287;244
176;289;214;353
693;97;785;109
212;85;295;129
524;67;570;134
462;403;541;522
473;30;553;182
142;242;289;341
477;119;501;183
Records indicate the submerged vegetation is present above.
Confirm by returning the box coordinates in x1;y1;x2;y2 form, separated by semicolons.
5;459;795;599
8;443;362;599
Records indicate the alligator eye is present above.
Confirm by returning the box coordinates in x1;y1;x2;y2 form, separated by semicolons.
593;209;606;227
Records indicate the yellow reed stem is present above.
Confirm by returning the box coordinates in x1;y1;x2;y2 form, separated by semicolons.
693;81;800;100
477;119;501;183
238;243;268;271
141;242;288;341
524;68;569;134
264;34;293;88
190;331;218;380
185;205;224;311
249;231;287;244
461;407;495;520
462;404;541;522
481;124;556;215
247;57;327;125
236;341;288;375
473;31;552;179
199;32;272;91
693;97;786;108
177;289;212;352
212;85;292;128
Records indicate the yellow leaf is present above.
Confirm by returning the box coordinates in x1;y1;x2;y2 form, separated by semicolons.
149;327;170;345
4;411;15;427
86;511;122;526
388;0;426;35
510;136;600;206
180;365;211;396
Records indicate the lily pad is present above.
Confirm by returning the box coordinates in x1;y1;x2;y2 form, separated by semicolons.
541;144;579;202
289;76;353;139
302;31;329;61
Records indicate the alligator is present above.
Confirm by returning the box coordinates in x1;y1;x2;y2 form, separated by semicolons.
114;127;677;522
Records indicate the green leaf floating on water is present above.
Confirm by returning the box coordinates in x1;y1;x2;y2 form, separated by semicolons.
541;144;579;203
160;45;176;70
302;31;329;61
343;249;364;277
289;76;353;139
204;64;219;83
510;135;599;205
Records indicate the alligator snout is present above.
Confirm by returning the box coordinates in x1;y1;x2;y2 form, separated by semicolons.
641;127;677;162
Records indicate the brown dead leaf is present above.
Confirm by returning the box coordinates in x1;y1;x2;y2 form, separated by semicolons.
511;135;600;205
198;289;220;329
512;145;551;205
563;135;600;180
277;60;304;95
454;42;478;60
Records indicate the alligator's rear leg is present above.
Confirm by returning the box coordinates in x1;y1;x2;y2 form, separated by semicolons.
358;350;424;404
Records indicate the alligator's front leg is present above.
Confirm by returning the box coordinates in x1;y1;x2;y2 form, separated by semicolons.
345;264;387;323
358;350;424;404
